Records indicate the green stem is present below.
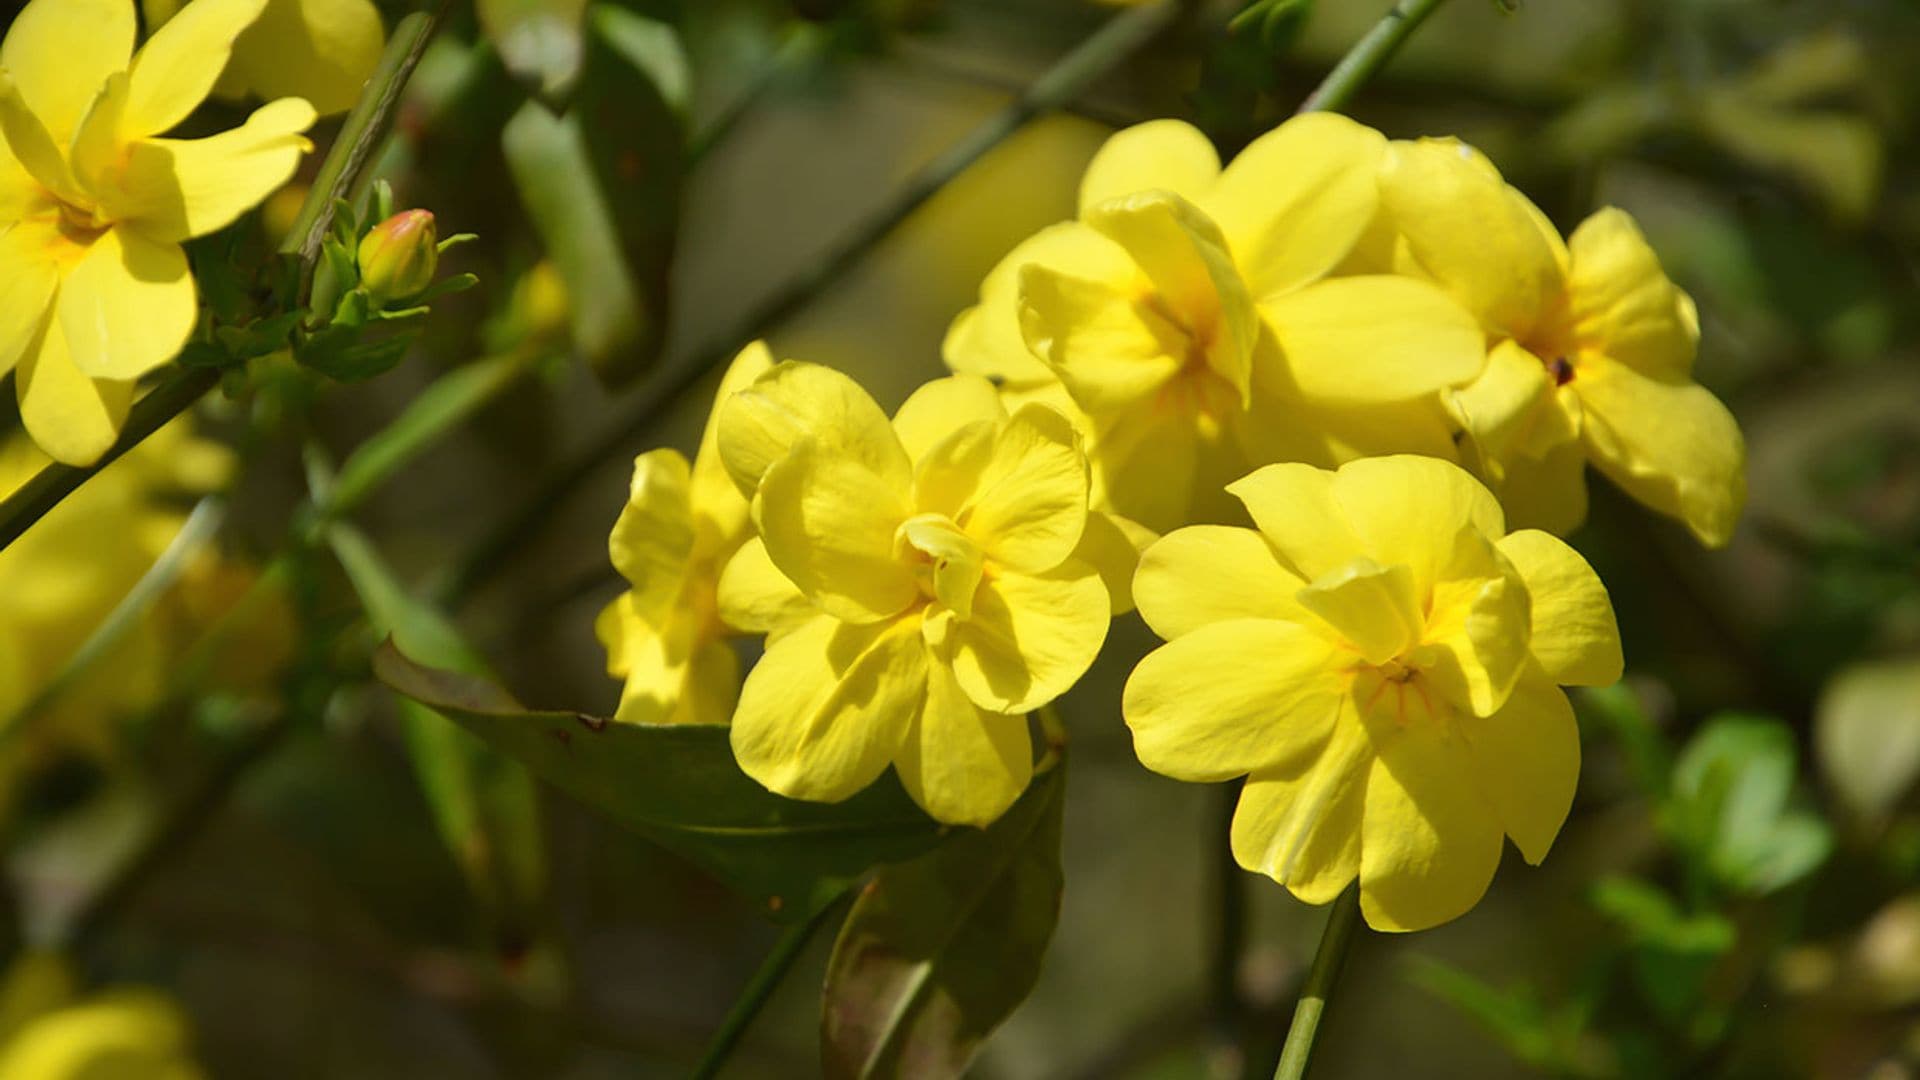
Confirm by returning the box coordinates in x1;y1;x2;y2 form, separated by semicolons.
1273;884;1364;1080
691;897;843;1080
0;5;450;554
1296;0;1454;114
433;0;1185;607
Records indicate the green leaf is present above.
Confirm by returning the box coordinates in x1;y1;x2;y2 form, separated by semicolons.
1589;876;1735;1027
820;760;1065;1079
372;643;947;921
1668;714;1834;896
329;526;547;948
1407;958;1591;1074
479;0;590;99
1816;658;1920;822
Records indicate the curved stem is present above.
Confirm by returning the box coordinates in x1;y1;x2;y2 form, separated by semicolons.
433;0;1186;607
1296;0;1454;114
691;897;843;1080
0;4;451;554
1273;884;1364;1080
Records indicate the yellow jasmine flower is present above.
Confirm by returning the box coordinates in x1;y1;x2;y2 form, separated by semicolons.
595;343;776;726
144;0;385;116
1376;138;1746;546
945;115;1484;532
0;0;316;465
715;364;1117;826
1123;455;1622;931
0;953;204;1080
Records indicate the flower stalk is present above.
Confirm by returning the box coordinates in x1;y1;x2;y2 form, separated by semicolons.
1297;0;1455;114
1273;884;1364;1080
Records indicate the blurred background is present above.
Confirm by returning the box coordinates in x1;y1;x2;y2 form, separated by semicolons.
4;0;1920;1076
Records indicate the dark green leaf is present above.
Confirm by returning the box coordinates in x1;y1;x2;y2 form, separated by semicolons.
329;526;547;948
372;643;947;921
821;760;1065;1079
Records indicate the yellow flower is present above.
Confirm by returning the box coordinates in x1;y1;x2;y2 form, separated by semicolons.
0;953;203;1080
145;0;386;116
945;115;1484;532
1376;138;1746;546
1123;455;1622;931
714;363;1123;826
0;0;316;465
595;343;774;726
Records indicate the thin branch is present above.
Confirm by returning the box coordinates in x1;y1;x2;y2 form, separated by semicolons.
434;0;1186;607
1296;0;1455;115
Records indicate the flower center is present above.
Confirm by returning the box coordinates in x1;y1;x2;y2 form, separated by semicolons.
893;513;985;620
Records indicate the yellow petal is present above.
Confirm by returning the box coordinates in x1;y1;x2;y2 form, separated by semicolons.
1072;510;1150;616
1231;702;1372;904
1567;207;1697;380
55;226;195;381
0;992;202;1080
0;0;135;143
936;562;1108;714
0;224;61;376
730;615;926;803
1083;191;1257;403
891;373;1004;464
1489;437;1590;538
1226;462;1363;582
1204;111;1386;299
944;222;1130;388
717;360;912;497
0;73;85;205
1297;556;1422;666
222;0;385;115
958;404;1089;574
107;96;316;242
1380;138;1564;340
1124;618;1346;782
1017;263;1183;414
1420;562;1531;717
895;662;1033;827
1357;697;1506;932
1461;668;1579;864
1329;455;1506;593
607;448;694;623
16;321;133;466
125;0;269;139
1078;118;1221;214
1577;357;1746;548
715;537;815;638
677;638;742;727
1132;524;1308;640
689;341;773;548
1448;338;1568;472
1238;367;1461;471
1262;275;1484;405
597;593;691;726
754;436;916;623
1497;530;1622;686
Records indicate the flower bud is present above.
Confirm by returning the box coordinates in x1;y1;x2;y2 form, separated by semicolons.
357;209;438;302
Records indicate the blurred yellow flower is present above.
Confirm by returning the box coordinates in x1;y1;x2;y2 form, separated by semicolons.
0;0;315;465
0;952;203;1080
145;0;385;116
1123;455;1622;931
715;363;1121;826
0;420;287;821
946;115;1483;532
595;343;774;726
1377;139;1747;546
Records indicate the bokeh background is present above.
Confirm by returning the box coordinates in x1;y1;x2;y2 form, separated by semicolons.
4;0;1920;1076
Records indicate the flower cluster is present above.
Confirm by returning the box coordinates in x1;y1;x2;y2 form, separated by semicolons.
598;113;1743;928
0;0;318;465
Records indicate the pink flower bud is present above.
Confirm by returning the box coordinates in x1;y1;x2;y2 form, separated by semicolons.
357;209;438;302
